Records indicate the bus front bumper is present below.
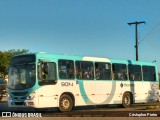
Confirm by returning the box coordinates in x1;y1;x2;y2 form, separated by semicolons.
8;99;38;108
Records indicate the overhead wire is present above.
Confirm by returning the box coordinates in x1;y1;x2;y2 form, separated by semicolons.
138;22;160;45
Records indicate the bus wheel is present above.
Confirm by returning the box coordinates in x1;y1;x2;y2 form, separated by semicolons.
122;93;132;108
59;94;73;112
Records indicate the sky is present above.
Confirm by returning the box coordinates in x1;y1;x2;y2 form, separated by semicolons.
0;0;160;70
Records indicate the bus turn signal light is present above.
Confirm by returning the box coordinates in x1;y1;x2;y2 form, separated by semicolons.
27;102;34;106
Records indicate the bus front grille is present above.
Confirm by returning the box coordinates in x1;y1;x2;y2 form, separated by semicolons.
11;92;28;96
14;102;25;106
12;96;26;100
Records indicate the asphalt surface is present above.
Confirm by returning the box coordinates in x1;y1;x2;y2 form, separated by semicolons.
0;97;160;118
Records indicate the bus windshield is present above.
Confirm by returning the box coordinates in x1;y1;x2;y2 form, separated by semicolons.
8;64;36;90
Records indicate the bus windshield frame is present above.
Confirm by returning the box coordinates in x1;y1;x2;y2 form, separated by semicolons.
8;55;36;90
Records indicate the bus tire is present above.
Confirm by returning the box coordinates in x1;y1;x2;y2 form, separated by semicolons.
122;92;133;108
59;94;73;112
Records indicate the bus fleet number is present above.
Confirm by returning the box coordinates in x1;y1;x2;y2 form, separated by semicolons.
61;82;73;87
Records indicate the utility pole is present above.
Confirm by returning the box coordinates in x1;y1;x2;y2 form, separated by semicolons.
128;21;145;61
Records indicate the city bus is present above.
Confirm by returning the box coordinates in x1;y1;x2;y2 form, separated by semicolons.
8;53;159;111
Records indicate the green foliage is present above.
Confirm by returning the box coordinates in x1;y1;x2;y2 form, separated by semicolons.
159;73;160;88
0;49;29;76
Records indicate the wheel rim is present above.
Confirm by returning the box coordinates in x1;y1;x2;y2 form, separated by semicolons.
60;98;70;110
124;96;130;105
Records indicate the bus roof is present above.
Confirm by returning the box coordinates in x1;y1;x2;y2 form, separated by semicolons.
14;52;156;66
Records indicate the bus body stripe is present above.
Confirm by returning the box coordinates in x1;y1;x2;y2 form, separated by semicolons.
79;80;116;105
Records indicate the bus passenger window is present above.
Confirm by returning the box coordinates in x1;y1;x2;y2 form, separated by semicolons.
76;61;94;80
58;60;75;79
142;66;156;81
128;65;142;81
38;62;57;85
95;62;111;80
39;62;49;80
112;63;127;80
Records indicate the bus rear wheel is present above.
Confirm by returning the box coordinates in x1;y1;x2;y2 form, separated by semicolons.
122;92;133;108
59;94;73;112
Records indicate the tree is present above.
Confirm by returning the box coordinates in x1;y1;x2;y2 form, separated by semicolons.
0;49;29;77
159;72;160;88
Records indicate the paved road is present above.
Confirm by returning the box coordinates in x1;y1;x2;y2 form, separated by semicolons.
1;97;160;119
1;101;160;117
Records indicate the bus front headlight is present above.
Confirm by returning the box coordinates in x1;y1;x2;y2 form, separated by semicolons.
27;92;35;100
8;94;12;100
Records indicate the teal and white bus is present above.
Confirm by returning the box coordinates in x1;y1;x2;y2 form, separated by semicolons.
8;53;159;111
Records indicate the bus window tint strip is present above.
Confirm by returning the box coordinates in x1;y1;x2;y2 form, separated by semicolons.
11;55;35;64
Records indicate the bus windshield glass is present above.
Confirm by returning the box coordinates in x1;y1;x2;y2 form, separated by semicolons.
8;64;36;90
8;55;36;90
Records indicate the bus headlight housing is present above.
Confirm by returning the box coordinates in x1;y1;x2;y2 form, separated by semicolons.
27;92;35;100
8;94;12;100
